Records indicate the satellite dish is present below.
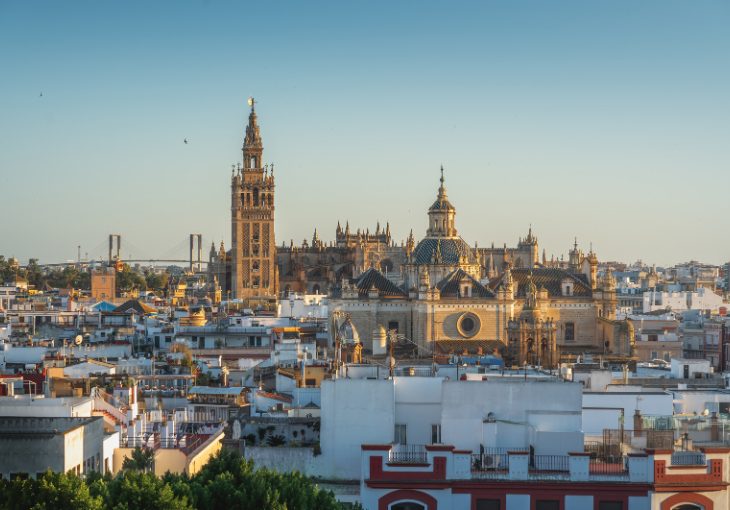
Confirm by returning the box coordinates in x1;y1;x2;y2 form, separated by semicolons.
74;335;83;346
385;356;396;369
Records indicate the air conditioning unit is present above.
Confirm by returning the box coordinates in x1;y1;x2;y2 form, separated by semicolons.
481;454;502;469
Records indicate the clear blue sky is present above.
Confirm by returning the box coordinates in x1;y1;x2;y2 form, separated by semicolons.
1;1;728;266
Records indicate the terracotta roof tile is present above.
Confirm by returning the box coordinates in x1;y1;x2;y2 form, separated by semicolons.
488;268;592;297
436;269;495;298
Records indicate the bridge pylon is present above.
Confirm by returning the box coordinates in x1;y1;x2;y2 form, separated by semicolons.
190;234;203;272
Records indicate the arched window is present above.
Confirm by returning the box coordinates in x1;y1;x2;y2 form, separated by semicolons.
253;188;259;207
391;503;426;510
252;261;259;272
380;259;394;274
673;506;703;510
283;284;291;297
312;284;321;295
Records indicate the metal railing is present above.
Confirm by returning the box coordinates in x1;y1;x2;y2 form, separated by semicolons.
471;452;509;478
389;444;428;463
671;452;706;466
589;456;629;480
529;455;569;479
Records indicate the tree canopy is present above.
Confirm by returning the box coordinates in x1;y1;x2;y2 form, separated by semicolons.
0;447;361;510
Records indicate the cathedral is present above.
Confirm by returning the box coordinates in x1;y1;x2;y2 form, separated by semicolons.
207;102;635;364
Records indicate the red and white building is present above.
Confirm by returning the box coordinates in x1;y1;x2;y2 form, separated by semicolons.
361;445;730;510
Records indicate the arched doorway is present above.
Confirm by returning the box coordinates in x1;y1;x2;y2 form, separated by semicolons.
312;284;321;295
391;503;426;510
660;493;713;510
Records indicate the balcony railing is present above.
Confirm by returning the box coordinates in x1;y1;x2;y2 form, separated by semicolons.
389;444;428;463
671;452;706;466
471;448;517;479
529;455;570;480
589;456;629;481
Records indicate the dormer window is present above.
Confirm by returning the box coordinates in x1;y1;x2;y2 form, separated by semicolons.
561;278;574;297
460;283;472;298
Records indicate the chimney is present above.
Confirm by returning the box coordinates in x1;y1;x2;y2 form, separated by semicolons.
634;409;643;432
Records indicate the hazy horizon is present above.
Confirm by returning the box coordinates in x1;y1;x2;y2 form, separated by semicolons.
1;1;728;267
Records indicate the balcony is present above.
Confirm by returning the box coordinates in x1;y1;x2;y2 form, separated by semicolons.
363;445;725;485
389;444;428;464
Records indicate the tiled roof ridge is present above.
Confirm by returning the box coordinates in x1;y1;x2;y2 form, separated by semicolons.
256;390;293;403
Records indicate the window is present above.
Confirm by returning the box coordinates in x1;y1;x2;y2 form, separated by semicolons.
391;504;425;510
650;351;658;359
388;321;399;334
253;246;260;256
394;424;407;444
535;501;560;510
476;500;501;510
431;424;441;444
255;337;262;347
102;278;106;284
101;293;105;298
598;502;623;510
305;378;316;387
565;323;575;341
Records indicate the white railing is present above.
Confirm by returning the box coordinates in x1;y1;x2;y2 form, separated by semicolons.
92;397;127;423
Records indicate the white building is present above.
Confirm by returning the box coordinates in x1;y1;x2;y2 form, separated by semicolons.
0;416;112;478
643;287;724;313
278;293;328;320
242;376;584;484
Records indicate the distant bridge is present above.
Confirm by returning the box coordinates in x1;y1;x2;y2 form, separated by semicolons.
39;234;215;271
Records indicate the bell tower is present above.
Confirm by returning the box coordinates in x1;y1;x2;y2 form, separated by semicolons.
231;97;277;299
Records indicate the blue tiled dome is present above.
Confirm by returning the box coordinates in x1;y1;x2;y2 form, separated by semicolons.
338;315;360;345
411;237;478;265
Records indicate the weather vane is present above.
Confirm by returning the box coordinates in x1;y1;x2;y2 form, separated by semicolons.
248;95;256;110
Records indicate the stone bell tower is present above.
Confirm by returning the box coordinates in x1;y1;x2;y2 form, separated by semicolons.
231;98;277;299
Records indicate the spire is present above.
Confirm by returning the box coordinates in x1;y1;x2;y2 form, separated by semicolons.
242;96;263;169
244;101;262;150
345;221;350;235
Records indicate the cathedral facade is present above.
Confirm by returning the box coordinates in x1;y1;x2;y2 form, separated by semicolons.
207;104;634;364
208;104;538;300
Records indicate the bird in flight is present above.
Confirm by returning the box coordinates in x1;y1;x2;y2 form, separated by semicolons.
39;93;42;97
184;139;188;144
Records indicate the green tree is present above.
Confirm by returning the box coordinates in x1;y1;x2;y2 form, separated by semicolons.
121;446;155;473
116;264;146;291
101;472;191;510
0;470;102;510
